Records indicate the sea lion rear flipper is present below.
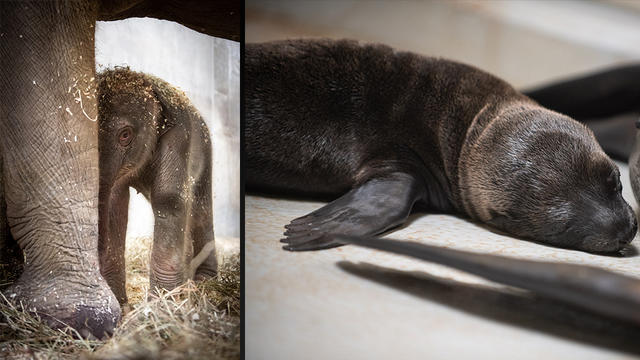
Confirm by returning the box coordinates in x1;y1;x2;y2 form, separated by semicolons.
281;172;426;251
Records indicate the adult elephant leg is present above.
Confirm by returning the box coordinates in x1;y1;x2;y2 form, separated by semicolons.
99;184;129;305
0;1;119;338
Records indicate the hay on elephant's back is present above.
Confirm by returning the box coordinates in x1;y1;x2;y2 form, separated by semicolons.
0;236;240;360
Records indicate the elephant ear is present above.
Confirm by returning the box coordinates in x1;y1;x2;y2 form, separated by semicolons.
144;75;205;137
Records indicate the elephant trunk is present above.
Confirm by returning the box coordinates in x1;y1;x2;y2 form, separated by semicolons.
0;1;120;338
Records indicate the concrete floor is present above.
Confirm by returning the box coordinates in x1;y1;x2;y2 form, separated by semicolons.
245;1;640;359
246;163;640;360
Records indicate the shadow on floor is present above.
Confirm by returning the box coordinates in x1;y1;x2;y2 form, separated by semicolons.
337;261;640;355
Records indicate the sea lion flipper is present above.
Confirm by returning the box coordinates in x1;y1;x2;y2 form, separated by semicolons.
281;172;426;251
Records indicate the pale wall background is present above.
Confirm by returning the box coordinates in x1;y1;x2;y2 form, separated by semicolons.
247;0;640;88
95;18;239;254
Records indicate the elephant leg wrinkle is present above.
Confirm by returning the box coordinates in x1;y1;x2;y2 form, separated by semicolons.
0;1;121;339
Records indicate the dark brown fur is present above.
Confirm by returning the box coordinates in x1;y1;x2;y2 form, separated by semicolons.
97;68;216;305
246;39;637;253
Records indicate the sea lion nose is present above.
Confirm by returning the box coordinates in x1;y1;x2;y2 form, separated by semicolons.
615;216;638;246
622;218;638;244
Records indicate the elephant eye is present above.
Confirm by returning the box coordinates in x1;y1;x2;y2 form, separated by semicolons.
118;127;134;147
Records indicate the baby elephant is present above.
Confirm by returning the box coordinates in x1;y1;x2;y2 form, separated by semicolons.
97;68;216;305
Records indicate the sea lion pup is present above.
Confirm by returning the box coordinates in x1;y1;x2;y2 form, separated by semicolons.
245;39;638;253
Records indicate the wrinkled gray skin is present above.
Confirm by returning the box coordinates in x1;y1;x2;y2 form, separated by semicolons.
97;69;216;305
0;0;237;339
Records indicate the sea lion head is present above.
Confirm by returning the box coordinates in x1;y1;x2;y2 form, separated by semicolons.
460;104;637;253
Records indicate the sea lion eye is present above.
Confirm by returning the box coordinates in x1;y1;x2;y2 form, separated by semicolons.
118;126;134;147
636;117;640;129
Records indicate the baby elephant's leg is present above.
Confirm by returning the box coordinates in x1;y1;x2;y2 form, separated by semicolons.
150;193;188;291
189;168;216;281
190;210;216;280
98;185;130;304
149;128;191;292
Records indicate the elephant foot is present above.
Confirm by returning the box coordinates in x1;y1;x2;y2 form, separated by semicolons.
149;263;185;295
62;304;120;339
3;274;121;339
194;267;217;281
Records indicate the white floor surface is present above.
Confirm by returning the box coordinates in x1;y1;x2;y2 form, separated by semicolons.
246;162;640;359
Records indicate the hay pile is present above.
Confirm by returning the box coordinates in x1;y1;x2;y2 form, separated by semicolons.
0;237;240;360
